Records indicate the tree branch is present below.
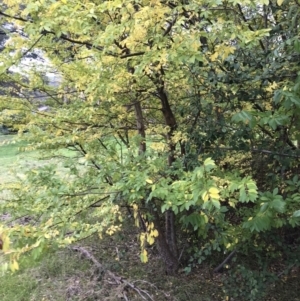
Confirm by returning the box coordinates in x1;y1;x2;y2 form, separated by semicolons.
0;10;30;22
213;249;237;273
237;4;266;52
120;51;145;59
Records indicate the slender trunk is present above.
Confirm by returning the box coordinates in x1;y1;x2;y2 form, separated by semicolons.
156;78;179;271
134;101;146;154
152;207;179;274
134;96;178;273
165;210;178;259
135;68;179;274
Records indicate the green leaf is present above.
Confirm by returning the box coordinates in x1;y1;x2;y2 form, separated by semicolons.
292;210;300;218
203;158;215;171
270;198;285;213
231;111;253;125
260;203;268;213
212;199;220;209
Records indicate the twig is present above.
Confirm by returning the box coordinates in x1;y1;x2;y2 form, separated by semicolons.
133;280;170;299
123;293;129;301
178;244;186;262
0;34;44;76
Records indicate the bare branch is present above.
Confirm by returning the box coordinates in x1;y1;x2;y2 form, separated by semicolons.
213;249;237;273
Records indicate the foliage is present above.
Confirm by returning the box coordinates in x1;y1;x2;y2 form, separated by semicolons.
222;264;273;301
0;0;300;294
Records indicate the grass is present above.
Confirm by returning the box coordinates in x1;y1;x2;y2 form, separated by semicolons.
0;134;76;183
0;255;40;301
0;134;39;183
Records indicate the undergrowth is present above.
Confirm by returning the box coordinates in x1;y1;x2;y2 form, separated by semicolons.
1;224;299;301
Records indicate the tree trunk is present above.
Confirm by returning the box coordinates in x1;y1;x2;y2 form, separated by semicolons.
152;208;179;274
138;68;179;274
156;76;179;273
165;209;178;259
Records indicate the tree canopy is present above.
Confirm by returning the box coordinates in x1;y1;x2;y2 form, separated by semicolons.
0;0;300;296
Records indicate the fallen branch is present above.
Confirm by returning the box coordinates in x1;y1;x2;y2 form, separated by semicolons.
71;246;155;301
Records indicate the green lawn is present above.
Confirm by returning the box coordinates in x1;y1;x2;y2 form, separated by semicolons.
0;134;77;183
0;135;31;183
0;134;29;160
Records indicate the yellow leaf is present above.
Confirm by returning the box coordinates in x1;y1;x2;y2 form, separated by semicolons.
266;81;278;92
139;233;146;247
277;0;284;5
210;193;220;200
209;187;220;200
2;235;10;252
228;201;236;208
147;235;155;245
45;218;53;226
149;222;154;230
140;249;148;263
10;259;19;272
146;178;153;184
210;52;219;62
150;142;166;151
209;187;219;194
202;191;209;201
151;229;159;237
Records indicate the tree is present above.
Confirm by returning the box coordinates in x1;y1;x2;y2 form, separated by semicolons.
0;0;300;284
